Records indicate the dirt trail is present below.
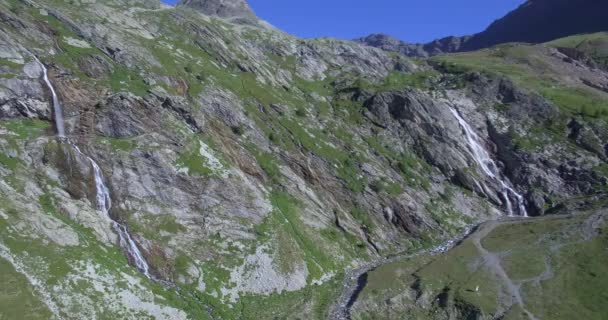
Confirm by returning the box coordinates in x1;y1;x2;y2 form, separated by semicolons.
471;221;540;320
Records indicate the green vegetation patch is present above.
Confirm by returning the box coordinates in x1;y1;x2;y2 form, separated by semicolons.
237;274;344;319
0;257;52;319
432;43;608;119
128;213;186;243
1;119;50;140
175;138;227;177
267;191;336;280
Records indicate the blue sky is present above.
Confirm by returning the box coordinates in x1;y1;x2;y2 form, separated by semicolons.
162;0;527;43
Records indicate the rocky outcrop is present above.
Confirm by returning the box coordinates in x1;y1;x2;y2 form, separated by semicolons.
354;34;472;58
178;0;257;23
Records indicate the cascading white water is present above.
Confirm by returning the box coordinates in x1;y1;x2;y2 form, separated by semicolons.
32;53;152;278
114;222;151;278
73;145;152;279
449;107;528;217
87;152;151;277
31;55;66;137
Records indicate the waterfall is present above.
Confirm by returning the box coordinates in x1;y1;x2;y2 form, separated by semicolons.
449;107;528;217
72;147;152;278
32;53;152;278
31;56;66;137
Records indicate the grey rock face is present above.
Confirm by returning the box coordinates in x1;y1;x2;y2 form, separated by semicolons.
78;55;113;78
354;34;427;58
178;0;257;21
95;94;160;138
355;34;472;58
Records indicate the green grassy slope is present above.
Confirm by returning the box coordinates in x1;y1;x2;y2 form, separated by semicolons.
352;212;608;319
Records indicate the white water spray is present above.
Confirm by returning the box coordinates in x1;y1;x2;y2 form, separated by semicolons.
32;53;152;278
31;55;66;137
72;146;152;278
449;107;528;217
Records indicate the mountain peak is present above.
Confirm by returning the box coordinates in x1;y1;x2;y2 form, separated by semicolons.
177;0;257;21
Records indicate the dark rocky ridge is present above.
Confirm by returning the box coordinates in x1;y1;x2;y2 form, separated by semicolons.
357;0;608;57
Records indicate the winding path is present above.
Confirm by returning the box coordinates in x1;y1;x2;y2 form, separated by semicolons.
471;221;539;320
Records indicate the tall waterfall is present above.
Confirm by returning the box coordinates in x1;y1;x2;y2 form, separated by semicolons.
31;56;65;137
449;107;528;217
33;54;152;278
90;156;152;278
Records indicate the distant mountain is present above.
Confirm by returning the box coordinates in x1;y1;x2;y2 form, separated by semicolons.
355;34;471;58
357;0;608;57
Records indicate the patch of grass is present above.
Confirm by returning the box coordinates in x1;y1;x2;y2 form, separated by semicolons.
237;274;344;319
353;214;607;319
369;178;402;196
432;44;608;119
157;215;186;234
0;57;22;70
0;153;18;170
500;248;547;281
546;32;608;69
0;258;52;319
424;197;467;235
2;119;50;139
108;64;149;97
397;153;432;190
174;254;193;278
269;191;336;281
273;228;302;274
375;70;439;91
254;151;282;182
520;217;608;320
97;137;137;152
481;216;580;252
175;138;225;177
350;207;375;231
127;213;186;242
177;148;214;176
540;86;608;117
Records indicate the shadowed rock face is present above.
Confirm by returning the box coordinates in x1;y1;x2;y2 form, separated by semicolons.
178;0;256;20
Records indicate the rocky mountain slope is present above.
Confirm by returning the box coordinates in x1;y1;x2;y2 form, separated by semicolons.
356;0;608;57
0;0;607;318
